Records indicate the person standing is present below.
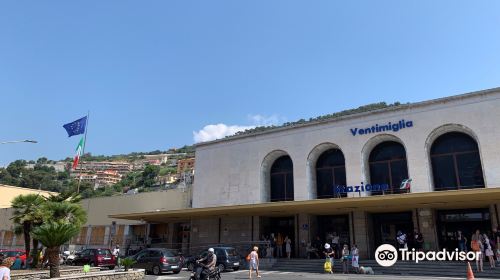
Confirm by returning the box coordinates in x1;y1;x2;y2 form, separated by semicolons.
276;233;283;258
0;257;13;280
270;233;276;258
332;232;340;258
471;230;484;273
483;234;495;268
396;231;408;250
341;244;350;274
351;244;359;274
323;243;334;274
457;230;468;252
248;246;261;279
285;236;292;259
413;230;424;251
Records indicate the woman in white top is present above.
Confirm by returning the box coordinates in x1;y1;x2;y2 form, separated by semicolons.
483;234;495;268
0;257;13;280
248;246;261;279
351;244;360;273
285;236;292;259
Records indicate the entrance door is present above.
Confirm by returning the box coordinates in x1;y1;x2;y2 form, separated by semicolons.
261;216;295;257
315;215;350;258
437;208;490;251
372;212;413;249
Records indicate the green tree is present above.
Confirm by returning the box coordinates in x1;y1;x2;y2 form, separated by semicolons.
32;222;80;278
10;194;45;267
139;165;160;188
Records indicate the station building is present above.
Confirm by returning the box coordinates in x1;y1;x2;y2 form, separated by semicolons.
112;87;500;259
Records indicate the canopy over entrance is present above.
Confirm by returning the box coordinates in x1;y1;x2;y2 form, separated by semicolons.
109;188;500;223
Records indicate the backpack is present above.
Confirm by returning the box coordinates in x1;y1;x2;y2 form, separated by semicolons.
324;259;332;272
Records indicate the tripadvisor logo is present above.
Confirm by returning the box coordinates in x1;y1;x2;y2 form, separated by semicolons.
374;244;481;267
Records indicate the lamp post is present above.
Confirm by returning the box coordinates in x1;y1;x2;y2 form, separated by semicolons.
0;139;38;144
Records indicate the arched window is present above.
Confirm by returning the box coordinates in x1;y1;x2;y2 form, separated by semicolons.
270;155;294;202
369;141;408;195
430;132;484;191
316;149;347;198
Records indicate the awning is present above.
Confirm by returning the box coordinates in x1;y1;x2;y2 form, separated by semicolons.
109;188;500;223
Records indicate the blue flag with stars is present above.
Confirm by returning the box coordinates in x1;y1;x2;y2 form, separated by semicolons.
63;116;87;137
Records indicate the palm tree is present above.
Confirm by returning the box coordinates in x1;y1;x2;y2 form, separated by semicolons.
40;200;87;226
10;194;45;267
32;222;80;278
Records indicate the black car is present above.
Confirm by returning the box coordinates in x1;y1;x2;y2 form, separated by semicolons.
186;247;240;272
129;248;182;275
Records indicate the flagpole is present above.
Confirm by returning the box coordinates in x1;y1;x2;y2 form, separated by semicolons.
77;111;90;194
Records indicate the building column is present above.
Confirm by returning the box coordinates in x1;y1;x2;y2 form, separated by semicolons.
297;213;310;258
0;231;5;247
86;226;93;246
103;226;111;246
11;234;17;247
123;225;131;248
490;204;500;229
352;211;370;259
167;223;174;246
416;208;438;251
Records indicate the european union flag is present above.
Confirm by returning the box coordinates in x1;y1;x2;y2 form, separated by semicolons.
63;116;87;137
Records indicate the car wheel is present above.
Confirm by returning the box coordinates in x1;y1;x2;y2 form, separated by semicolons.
152;265;161;275
188;263;194;271
108;266;115;270
173;269;181;274
233;266;239;271
89;262;95;267
217;263;225;272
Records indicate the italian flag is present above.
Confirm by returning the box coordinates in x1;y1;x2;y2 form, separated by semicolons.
72;137;85;169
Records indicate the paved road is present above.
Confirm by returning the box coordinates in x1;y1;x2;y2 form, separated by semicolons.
144;269;490;280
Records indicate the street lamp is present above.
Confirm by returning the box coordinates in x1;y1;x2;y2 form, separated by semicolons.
0;139;38;144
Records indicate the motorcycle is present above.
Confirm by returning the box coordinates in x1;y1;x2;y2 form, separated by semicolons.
62;251;76;265
189;261;221;280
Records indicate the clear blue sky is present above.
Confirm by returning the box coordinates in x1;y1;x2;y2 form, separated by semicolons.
2;1;500;166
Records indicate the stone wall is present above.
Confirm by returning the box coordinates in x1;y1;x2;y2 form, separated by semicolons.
12;269;144;280
11;267;101;280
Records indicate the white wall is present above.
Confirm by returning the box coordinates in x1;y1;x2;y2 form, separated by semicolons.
194;90;500;208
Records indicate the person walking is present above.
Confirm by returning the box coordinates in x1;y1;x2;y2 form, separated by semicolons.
341;244;350;274
483;234;495;268
276;233;283;258
285;236;292;259
351;244;359;274
113;245;120;268
0;257;13;280
471;230;484;273
248;246;261;279
332;232;340;258
323;243;334;274
457;230;468;252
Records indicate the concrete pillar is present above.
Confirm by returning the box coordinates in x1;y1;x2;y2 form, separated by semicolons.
416;208;438;251
352;211;370;259
490;204;499;229
168;223;174;245
11;234;16;248
104;226;110;246
297;213;311;258
86;226;92;246
252;216;260;242
0;231;5;247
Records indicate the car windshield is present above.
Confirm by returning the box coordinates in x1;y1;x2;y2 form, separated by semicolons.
225;249;238;256
162;250;175;257
97;249;112;256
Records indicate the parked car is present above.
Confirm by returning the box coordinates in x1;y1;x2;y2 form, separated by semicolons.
71;248;116;269
186;247;240;272
128;248;182;275
0;250;27;266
